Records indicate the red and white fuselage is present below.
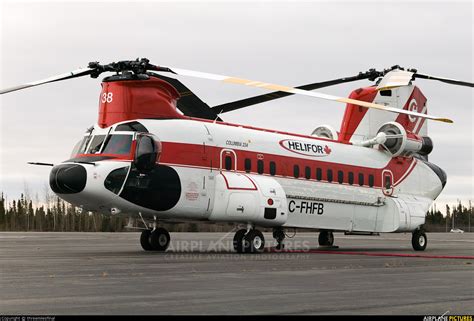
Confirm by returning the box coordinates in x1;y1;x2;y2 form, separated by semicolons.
50;76;446;234
55;116;444;234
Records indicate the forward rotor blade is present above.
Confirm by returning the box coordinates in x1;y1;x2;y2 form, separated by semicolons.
414;73;474;88
212;72;376;114
0;67;94;95
157;67;453;123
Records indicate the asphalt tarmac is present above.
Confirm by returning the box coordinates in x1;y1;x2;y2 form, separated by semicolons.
0;232;473;315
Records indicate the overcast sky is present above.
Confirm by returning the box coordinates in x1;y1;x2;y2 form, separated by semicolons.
0;1;472;212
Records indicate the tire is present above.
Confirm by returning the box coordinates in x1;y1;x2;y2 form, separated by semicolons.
233;229;247;253
318;230;334;246
150;227;171;251
140;229;153;251
412;230;427;251
243;229;265;254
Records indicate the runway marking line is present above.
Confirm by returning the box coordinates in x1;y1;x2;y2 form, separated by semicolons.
266;249;474;260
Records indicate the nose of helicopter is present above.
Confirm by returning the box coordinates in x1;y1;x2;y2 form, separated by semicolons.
49;164;87;194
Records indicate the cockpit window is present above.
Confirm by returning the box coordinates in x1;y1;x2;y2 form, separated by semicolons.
102;135;133;156
77;135;92;154
87;135;106;154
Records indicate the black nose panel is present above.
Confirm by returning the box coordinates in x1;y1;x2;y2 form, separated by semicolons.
50;164;87;194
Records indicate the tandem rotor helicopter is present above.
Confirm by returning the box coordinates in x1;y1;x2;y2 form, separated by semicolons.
1;58;472;253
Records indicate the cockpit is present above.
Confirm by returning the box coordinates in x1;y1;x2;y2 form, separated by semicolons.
70;121;153;159
72;132;134;158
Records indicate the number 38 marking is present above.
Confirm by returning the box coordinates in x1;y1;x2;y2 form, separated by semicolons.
101;92;113;103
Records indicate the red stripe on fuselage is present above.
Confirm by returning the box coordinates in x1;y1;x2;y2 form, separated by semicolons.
159;141;415;189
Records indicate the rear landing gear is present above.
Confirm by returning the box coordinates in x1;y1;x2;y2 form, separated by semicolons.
140;227;171;252
318;230;334;247
412;229;427;251
233;228;265;253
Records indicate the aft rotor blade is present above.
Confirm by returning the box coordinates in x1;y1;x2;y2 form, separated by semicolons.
0;67;94;95
414;73;474;88
156;67;453;123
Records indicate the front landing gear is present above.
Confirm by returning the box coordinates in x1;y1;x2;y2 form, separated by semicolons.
233;228;265;253
140;229;153;251
412;229;427;251
318;230;335;247
140;228;171;252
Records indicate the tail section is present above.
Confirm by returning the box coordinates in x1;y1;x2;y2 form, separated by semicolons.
338;85;428;143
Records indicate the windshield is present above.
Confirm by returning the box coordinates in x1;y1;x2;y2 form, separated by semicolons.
73;133;133;156
87;135;106;154
101;134;133;156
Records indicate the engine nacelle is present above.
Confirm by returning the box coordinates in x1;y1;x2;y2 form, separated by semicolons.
311;125;338;140
209;172;288;227
377;122;433;157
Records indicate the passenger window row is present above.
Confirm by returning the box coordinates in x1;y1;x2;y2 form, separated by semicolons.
242;158;375;187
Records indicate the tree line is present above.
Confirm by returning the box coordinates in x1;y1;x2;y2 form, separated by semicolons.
0;191;471;232
0;191;232;232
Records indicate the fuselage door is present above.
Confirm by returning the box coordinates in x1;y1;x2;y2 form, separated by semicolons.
382;170;395;196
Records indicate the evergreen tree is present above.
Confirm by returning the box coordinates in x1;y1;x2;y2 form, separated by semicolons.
0;193;5;230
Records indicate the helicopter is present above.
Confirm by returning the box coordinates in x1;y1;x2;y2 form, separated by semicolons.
1;58;472;253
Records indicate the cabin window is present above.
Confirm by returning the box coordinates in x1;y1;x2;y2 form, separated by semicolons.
293;165;300;178
358;173;364;186
316;168;322;181
369;174;375;188
348;172;354;185
337;170;344;184
115;121;148;132
327;169;333;182
257;160;264;174
305;166;311;179
104;167;129;194
384;175;392;190
270;161;276;176
244;158;251;173
224;156;232;170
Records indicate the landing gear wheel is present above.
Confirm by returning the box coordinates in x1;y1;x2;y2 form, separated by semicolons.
233;229;247;253
150;227;171;251
318;230;334;246
243;229;265;254
140;229;153;251
412;230;427;251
